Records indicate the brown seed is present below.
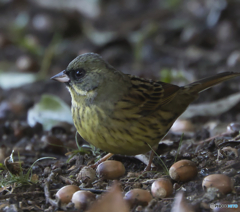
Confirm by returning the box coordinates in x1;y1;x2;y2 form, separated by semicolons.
124;188;152;208
4;156;23;175
169;160;198;182
202;174;233;194
71;190;95;210
96;160;125;180
151;178;173;198
56;185;80;204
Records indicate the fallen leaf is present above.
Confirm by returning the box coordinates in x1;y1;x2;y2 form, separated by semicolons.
87;182;129;212
27;94;73;130
171;191;194;212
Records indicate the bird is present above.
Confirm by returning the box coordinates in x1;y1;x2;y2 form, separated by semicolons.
51;52;240;170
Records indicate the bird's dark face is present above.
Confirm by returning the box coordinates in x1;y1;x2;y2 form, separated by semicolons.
51;53;116;96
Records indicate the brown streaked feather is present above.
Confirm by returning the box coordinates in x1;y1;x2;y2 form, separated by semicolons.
116;75;180;115
158;82;181;105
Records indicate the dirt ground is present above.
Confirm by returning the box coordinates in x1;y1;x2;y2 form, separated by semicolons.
1;0;240;211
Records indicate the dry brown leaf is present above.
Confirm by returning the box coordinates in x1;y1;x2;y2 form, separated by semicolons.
171;191;195;212
87;182;129;212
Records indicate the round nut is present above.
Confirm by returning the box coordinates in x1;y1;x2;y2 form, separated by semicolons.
71;190;95;210
124;189;152;208
56;185;80;204
151;178;173;198
202;174;233;194
96;160;125;180
169;160;197;182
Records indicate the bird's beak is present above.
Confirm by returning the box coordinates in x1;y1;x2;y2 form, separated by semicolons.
50;70;70;83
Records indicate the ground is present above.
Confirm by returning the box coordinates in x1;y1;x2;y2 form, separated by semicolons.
0;0;240;211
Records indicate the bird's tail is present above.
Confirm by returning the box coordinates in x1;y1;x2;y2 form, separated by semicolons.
183;72;240;93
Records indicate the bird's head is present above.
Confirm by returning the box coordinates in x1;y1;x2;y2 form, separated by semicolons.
51;53;118;95
51;52;131;106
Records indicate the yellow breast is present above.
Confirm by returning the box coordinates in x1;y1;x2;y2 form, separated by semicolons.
71;104;175;155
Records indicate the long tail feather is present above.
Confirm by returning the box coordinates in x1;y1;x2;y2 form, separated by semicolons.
184;72;240;93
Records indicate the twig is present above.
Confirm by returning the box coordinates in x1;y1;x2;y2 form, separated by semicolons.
0;191;44;200
44;168;61;208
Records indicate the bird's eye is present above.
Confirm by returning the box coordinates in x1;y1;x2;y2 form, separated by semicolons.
74;68;86;79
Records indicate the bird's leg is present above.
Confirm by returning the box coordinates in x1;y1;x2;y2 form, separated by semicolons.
90;153;114;169
144;150;155;171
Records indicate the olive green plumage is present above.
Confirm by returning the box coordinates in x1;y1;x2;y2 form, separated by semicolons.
51;53;240;155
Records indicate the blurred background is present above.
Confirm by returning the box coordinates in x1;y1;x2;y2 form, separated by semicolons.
1;0;240;123
1;1;240;210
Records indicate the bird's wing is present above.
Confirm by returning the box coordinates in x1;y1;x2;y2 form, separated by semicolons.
115;75;180;116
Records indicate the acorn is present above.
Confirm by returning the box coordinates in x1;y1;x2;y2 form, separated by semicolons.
56;185;80;204
124;189;152;208
169;160;197;182
151;178;173;198
202;174;233;194
96;160;125;180
71;190;95;210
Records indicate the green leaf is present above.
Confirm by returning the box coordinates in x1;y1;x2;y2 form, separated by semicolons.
27;94;73;130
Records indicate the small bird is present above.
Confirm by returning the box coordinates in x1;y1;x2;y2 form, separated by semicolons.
51;53;240;169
